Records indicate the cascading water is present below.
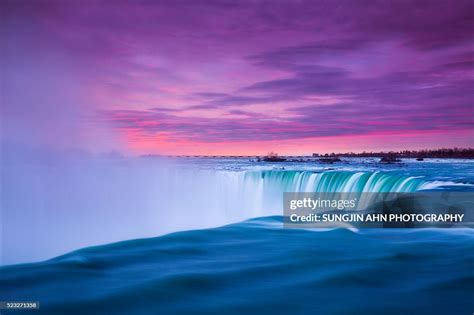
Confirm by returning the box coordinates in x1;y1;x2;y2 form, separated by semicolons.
1;159;460;264
218;170;429;220
241;170;426;193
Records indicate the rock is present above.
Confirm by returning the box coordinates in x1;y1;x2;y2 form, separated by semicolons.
380;156;402;163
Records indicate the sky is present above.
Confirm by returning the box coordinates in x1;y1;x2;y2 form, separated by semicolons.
2;0;473;155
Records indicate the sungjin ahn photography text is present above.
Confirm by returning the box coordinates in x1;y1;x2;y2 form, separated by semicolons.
1;0;473;314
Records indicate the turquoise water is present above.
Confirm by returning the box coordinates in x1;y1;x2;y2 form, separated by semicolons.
177;157;474;192
1;158;473;314
242;170;428;192
1;217;473;315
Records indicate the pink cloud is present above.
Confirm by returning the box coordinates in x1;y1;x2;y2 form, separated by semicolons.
2;0;473;154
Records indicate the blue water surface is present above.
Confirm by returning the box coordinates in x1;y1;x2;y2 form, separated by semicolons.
1;216;473;315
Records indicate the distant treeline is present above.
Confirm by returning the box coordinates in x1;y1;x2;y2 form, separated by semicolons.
314;148;474;159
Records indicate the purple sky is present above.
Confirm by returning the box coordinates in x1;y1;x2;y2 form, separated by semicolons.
2;0;473;155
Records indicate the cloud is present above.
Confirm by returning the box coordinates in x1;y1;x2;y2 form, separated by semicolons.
3;0;473;152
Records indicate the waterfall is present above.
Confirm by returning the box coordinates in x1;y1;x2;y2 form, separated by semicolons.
2;161;439;264
240;170;425;193
214;170;427;220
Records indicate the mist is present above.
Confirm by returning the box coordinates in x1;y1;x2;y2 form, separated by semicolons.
1;150;273;265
